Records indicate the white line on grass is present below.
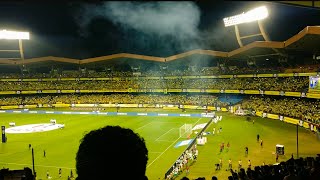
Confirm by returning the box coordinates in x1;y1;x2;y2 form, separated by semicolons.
134;122;153;131
155;128;175;141
156;140;174;142
147;136;181;168
153;122;182;124
147;117;202;168
192;117;203;126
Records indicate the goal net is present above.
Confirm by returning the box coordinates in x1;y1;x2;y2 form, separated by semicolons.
179;124;193;138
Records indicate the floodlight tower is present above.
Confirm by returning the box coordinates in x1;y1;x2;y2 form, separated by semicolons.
0;30;30;66
223;6;270;47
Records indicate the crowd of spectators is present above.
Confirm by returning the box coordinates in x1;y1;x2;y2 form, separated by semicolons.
9;94;318;125
0;94;228;107
23;95;52;105
241;96;320;124
159;77;308;91
0;64;318;79
0;76;309;92
166;146;198;180
0;71;133;79
227;156;320;180
0;97;22;105
177;156;320;180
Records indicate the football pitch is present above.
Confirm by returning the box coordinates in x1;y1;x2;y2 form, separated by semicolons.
0;110;320;180
0;110;209;180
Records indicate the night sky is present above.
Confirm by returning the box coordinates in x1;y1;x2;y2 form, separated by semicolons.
0;1;319;59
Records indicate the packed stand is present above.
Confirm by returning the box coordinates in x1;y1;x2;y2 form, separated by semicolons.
0;97;22;105
241;96;320;124
0;77;309;92
1;63;320;78
166;146;198;180
0;94;228;107
23;96;53;105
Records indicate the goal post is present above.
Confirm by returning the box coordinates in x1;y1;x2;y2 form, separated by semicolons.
179;124;193;138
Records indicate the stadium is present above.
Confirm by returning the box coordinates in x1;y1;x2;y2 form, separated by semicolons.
0;1;320;180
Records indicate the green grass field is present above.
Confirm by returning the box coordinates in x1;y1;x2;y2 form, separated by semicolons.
0;109;320;180
178;113;320;180
0;110;209;180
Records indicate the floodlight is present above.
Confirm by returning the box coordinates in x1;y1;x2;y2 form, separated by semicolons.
0;30;30;40
223;6;268;27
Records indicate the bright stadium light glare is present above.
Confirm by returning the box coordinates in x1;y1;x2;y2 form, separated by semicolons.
0;30;30;40
223;6;268;27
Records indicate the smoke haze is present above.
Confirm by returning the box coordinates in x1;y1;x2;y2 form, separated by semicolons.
74;2;207;55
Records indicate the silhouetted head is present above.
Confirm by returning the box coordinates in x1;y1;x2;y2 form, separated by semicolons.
288;166;295;175
76;125;148;180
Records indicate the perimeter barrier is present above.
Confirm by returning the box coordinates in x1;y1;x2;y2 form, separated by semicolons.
164;115;214;179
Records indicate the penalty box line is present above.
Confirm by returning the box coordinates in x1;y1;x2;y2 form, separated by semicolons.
147;117;203;168
156;140;175;142
134;121;182;131
134;122;153;131
155;128;176;142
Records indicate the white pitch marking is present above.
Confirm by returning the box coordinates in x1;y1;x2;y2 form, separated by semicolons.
147;136;181;168
156;140;174;142
134;122;153;131
192;117;203;126
147;118;202;168
155;128;175;141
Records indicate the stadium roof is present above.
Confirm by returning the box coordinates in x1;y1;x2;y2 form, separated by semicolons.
1;25;320;65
